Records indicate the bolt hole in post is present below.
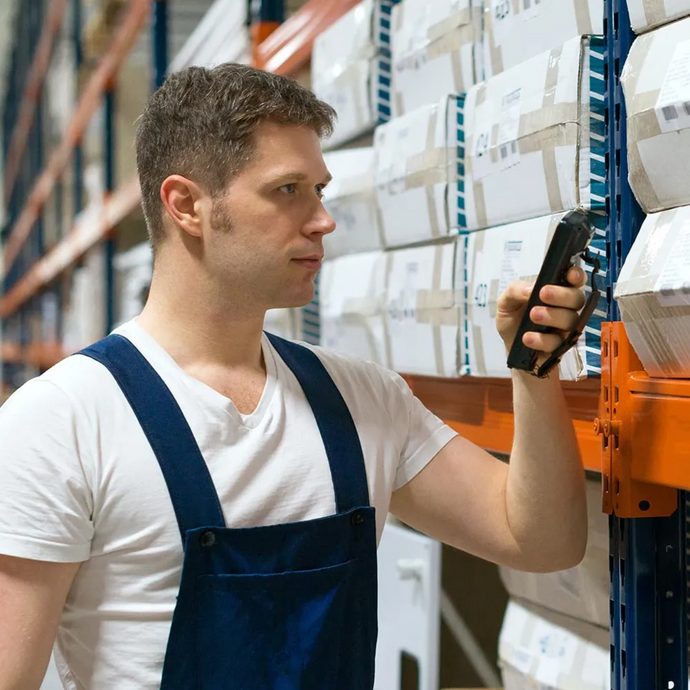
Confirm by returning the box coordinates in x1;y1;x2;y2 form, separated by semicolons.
639;501;650;511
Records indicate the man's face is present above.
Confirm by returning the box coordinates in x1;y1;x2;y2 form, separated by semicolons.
203;122;335;313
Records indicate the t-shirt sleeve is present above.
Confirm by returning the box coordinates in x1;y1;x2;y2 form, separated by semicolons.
0;378;94;562
379;370;458;491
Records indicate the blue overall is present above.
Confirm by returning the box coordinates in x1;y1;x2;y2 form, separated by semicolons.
79;333;378;689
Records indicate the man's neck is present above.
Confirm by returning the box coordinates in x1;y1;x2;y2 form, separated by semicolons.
137;275;266;375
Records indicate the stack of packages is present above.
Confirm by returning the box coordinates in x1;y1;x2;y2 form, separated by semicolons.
498;479;611;689
615;1;690;377
316;0;611;381
317;0;483;376
462;0;607;381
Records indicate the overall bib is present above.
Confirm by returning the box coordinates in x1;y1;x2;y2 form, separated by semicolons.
80;333;378;689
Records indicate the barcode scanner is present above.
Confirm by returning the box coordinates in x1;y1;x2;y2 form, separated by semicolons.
506;209;601;378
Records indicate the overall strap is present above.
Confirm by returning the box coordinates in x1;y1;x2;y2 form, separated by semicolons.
266;333;370;512
79;334;226;544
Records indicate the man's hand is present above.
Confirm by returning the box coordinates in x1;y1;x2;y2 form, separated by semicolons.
496;267;588;359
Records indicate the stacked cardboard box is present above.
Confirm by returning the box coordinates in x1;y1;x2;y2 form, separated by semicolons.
463;212;607;380
615;206;690;377
483;0;604;78
391;0;482;116
463;36;607;232
622;16;690;214
626;0;690;32
322;148;383;258
312;0;399;147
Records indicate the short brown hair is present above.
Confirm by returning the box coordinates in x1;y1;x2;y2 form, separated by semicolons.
135;63;336;248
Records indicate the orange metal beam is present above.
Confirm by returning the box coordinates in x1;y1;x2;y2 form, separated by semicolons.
406;375;602;473
254;0;361;75
3;0;70;203
2;0;149;276
0;177;141;318
598;322;678;517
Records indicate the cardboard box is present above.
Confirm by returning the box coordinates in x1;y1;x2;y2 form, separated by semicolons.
621;17;690;214
264;309;301;341
374;96;465;248
391;0;482;116
168;0;249;72
320;252;389;366
483;0;604;78
499;479;610;629
312;0;397;147
615;206;690;378
499;600;610;690
462;212;608;380
323;148;383;259
384;239;461;377
464;36;607;231
113;243;153;327
626;0;690;33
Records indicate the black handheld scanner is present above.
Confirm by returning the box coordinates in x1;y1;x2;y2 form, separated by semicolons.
506;209;601;378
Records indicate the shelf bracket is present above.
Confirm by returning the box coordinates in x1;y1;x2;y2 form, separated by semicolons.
597;322;677;518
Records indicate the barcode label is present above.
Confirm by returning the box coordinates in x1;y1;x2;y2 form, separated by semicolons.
500;140;518;160
655;40;690;133
663;105;679;121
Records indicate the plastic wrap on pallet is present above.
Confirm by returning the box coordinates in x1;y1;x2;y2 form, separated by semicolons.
320;252;389;366
384;239;461;377
463;36;607;232
391;0;482;116
461;212;607;380
322;148;383;258
499;600;610;690
374;96;465;248
621;17;690;214
615;205;690;378
626;0;690;32
312;0;398;147
483;0;604;78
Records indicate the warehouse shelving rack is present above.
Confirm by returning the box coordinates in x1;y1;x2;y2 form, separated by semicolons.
1;0;689;687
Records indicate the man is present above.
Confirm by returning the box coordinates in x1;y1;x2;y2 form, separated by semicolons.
0;64;588;689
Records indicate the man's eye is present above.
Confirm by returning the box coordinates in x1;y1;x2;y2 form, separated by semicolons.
316;185;326;199
279;184;297;195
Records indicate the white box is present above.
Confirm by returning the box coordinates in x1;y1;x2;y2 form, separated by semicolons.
462;212;608;380
621;18;690;214
499;479;610;629
464;36;607;231
626;0;690;32
384;240;461;377
312;0;396;147
323;148;383;258
499;600;610;690
391;0;482;116
374;96;464;248
113;243;153;327
615;206;690;378
169;0;249;72
264;309;301;341
320;252;389;366
483;0;604;78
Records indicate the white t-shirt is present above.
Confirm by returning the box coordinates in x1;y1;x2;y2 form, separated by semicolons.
0;320;456;690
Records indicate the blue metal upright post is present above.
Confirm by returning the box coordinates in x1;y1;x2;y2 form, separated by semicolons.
73;0;84;217
104;86;116;335
605;0;689;682
153;0;168;90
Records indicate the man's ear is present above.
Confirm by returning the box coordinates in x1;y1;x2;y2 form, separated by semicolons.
160;175;209;238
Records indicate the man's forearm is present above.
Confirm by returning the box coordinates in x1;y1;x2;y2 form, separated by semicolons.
505;369;588;572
